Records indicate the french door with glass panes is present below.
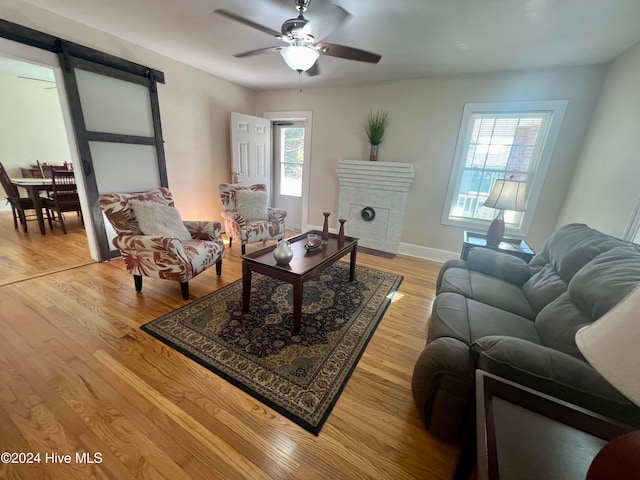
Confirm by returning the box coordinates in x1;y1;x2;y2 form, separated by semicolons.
273;121;305;231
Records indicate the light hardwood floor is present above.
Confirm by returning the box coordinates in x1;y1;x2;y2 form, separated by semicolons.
0;210;92;286
0;213;460;479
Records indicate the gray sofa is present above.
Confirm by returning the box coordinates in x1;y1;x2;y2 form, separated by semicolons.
412;223;640;442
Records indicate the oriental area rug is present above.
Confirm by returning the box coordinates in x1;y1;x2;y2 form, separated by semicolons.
141;262;402;434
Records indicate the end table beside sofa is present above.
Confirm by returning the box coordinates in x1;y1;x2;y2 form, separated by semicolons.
412;223;640;443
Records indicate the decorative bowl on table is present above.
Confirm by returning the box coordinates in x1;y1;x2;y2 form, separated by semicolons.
305;233;321;250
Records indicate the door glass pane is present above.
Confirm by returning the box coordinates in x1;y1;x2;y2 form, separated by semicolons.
75;69;154;137
90;141;160;194
280;127;304;197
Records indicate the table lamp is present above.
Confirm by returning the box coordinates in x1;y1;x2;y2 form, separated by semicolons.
483;178;526;247
575;286;640;479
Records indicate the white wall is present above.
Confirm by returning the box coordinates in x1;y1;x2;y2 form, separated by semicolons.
556;41;640;238
1;2;616;255
256;66;606;253
0;71;71;209
1;1;256;222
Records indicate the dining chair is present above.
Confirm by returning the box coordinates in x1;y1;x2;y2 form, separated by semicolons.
37;160;53;179
43;170;83;234
0;161;51;233
37;161;54;199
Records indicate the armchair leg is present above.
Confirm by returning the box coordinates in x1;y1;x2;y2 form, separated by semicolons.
180;282;189;300
134;275;143;292
228;237;232;248
216;260;222;276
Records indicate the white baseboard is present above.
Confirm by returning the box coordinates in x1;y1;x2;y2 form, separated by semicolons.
303;224;458;263
398;242;458;263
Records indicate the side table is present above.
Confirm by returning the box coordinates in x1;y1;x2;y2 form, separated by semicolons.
461;231;535;262
455;371;634;480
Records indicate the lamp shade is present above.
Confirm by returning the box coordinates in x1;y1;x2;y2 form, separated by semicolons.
575;286;640;406
279;46;319;72
484;179;527;212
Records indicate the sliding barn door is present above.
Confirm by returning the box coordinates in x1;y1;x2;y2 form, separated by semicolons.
58;48;167;260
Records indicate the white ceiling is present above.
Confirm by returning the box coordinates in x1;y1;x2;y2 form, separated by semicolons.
16;0;640;91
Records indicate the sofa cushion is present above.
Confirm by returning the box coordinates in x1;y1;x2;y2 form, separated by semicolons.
522;263;568;313
468;272;537;319
534;293;591;359
536;223;636;283
429;292;540;345
534;247;640;359
467;248;532;286
472;336;640;427
568;247;640;320
467;299;540;343
439;268;537;320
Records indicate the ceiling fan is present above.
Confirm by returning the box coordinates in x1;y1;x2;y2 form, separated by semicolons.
215;0;381;76
18;76;57;89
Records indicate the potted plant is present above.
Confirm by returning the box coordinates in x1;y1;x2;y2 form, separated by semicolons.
364;110;391;161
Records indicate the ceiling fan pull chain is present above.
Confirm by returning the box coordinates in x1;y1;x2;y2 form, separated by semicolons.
298;71;303;93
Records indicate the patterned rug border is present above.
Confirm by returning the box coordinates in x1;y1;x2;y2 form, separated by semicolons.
141;264;403;435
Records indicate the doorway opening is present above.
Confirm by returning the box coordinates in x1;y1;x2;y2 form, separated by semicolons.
264;110;313;233
273;120;305;231
0;50;92;285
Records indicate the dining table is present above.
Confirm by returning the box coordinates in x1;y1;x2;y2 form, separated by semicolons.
11;177;53;235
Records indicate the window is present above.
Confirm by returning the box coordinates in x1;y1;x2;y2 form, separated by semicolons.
442;100;568;235
278;126;305;197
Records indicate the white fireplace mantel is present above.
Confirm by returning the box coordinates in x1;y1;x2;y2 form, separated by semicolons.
337;160;415;254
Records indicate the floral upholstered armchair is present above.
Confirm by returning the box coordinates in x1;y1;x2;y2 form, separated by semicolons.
218;183;287;254
99;188;225;300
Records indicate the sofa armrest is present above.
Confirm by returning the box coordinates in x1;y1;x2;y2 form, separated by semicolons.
412;337;474;441
436;258;469;293
467;248;532;286
471;336;640;426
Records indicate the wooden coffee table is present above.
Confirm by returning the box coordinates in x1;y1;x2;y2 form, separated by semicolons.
241;230;358;334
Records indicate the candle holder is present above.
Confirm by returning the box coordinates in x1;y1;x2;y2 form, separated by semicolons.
321;212;330;243
338;219;346;243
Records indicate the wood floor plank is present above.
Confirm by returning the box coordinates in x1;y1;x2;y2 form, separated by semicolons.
0;220;462;479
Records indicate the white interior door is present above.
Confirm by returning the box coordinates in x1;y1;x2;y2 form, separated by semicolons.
273;121;305;231
230;112;271;192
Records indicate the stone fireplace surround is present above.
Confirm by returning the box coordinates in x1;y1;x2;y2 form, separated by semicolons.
336;160;415;254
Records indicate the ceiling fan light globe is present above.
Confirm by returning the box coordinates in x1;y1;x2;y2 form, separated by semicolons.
280;45;319;72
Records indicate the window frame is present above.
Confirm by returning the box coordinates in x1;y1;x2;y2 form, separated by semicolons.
442;100;568;236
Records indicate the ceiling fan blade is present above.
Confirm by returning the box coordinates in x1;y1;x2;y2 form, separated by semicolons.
233;46;280;58
215;9;282;38
305;61;320;76
316;42;381;63
18;75;56;83
308;5;351;41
